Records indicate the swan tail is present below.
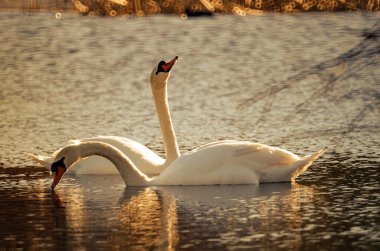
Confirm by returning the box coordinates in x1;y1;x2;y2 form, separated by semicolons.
27;153;53;170
290;148;326;181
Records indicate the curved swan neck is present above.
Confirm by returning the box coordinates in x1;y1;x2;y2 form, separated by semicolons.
151;80;180;165
64;142;151;186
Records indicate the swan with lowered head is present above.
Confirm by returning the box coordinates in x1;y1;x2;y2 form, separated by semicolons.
30;57;181;176
49;56;325;189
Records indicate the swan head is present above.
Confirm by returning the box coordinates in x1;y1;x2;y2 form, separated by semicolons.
50;144;80;190
150;56;178;88
50;157;66;190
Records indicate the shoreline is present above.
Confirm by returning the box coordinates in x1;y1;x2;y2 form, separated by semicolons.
0;0;378;17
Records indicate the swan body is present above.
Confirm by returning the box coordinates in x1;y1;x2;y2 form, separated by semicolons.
154;141;324;185
50;141;325;188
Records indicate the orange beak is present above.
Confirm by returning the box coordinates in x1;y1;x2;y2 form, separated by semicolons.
51;166;66;190
161;56;178;72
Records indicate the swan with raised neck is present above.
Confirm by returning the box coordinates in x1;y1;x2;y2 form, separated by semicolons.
30;57;181;176
150;56;181;165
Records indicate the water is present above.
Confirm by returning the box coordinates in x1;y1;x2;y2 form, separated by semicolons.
0;10;379;250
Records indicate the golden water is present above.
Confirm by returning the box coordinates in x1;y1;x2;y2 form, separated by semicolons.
0;11;379;249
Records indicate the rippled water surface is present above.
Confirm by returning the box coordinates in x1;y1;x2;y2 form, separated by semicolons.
0;11;379;250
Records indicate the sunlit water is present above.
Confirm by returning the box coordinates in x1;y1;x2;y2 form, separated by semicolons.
0;10;379;250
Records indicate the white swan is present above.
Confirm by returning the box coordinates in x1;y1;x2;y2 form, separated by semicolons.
38;56;325;188
50;141;325;189
30;57;181;176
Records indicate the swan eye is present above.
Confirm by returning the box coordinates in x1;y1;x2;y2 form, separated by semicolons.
156;61;166;75
51;157;66;172
51;162;58;173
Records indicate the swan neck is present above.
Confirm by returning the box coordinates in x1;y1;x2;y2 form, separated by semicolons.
152;80;180;164
72;142;151;185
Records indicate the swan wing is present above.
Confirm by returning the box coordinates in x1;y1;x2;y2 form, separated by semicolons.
191;140;299;164
154;142;284;185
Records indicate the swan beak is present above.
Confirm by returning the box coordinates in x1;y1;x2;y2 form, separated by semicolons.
51;166;66;190
162;56;178;72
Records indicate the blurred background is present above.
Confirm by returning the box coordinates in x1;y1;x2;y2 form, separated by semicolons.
0;0;379;15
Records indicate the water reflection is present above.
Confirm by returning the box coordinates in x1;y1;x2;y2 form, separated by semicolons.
168;184;313;249
118;188;179;250
0;163;378;250
113;183;318;250
48;177;315;249
0;174;331;250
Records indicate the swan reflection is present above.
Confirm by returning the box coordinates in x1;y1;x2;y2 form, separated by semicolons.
48;176;319;250
115;183;317;249
118;188;179;250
